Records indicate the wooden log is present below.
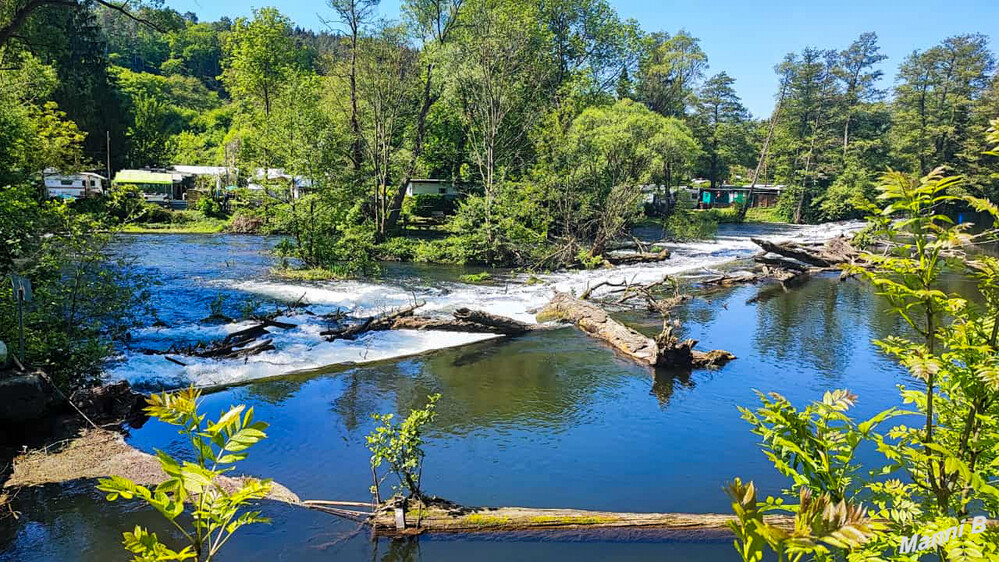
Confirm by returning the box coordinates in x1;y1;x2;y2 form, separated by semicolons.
537;293;660;366
222;325;271;346
753;254;810;272
751;237;862;269
322;304;530;339
391;317;520;335
603;249;671;266
452;308;531;335
220;340;275;359
699;271;760;287
539;293;736;369
320;302;425;340
361;499;794;537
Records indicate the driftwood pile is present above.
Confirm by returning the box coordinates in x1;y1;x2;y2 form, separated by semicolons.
147;318;296;366
694;236;864;296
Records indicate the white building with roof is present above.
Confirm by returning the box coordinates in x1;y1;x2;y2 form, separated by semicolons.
43;170;107;200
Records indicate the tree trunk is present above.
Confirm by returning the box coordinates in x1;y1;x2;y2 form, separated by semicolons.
382;62;438;237
739;78;787;220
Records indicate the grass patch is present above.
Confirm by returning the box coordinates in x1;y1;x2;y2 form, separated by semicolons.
122;210;229;233
271;266;352;281
458;272;491;283
744;206;785;223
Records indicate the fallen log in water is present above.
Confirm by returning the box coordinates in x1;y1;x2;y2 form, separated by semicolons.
602;249;671;266
751;236;862;269
322;304;532;341
536;293;734;369
538;293;659;365
320;302;426;340
308;497;794;537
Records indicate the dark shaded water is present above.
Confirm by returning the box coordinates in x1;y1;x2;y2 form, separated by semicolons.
0;227;911;561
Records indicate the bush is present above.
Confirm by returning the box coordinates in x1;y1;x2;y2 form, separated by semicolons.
196;195;227;219
98;388;271;561
410;193;455;218
134;202;173;224
229;212;263;234
813;163;874;222
664;201;718;241
459;272;491;283
377;237;418;261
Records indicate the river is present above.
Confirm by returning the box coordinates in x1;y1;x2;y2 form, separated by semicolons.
0;222;912;561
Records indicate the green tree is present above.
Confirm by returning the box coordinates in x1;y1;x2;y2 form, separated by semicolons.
221;8;305;117
381;0;465;235
636;29;707;118
327;0;380;173
693;71;750;188
834;31;886;160
127;93;173;167
367;393;441;504
448;0;552;225
892;34;995;176
537;98;698;258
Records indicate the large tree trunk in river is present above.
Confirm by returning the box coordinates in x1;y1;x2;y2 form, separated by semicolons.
537;293;734;369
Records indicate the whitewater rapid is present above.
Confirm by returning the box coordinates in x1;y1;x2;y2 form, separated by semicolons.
108;221;862;388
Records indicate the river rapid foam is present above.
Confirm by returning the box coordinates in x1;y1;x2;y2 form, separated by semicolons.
108;221;862;388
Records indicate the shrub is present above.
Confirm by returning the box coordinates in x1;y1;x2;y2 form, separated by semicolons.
367;394;440;503
98;388;272;562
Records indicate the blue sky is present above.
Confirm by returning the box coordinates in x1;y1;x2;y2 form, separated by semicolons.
167;0;997;117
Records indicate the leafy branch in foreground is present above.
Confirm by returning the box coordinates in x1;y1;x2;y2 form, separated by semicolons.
728;163;999;560
97;388;272;562
366;393;440;505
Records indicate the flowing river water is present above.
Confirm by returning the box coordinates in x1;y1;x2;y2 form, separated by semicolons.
1;222;915;561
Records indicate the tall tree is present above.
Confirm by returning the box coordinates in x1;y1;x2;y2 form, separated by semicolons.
448;0;552;226
381;0;464;236
538;0;636;92
221;8;303;117
834;32;886;158
776;48;840;222
693;71;749;188
326;0;380;172
636;29;707;118
893;34;994;175
739;56;792;220
356;25;418;233
0;0;161;48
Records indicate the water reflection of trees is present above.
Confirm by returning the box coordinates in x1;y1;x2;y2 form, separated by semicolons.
329;331;646;437
753;277;906;378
